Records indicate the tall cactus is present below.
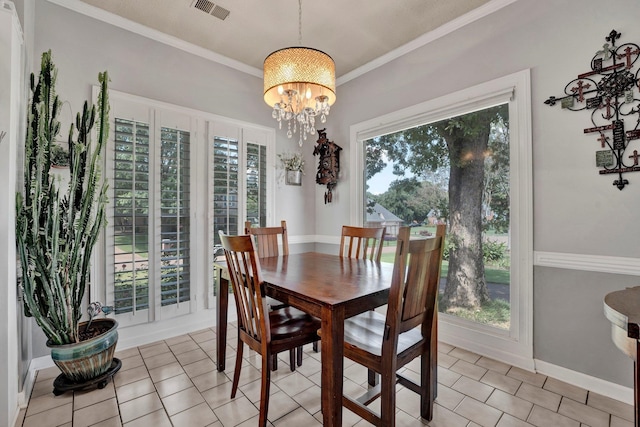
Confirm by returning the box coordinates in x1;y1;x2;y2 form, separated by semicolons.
15;51;110;345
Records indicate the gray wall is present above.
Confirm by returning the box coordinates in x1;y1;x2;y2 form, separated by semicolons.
320;0;640;388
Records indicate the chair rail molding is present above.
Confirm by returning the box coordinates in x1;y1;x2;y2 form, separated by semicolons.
534;251;640;277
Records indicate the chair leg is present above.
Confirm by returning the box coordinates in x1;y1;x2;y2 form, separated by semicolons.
231;341;244;398
289;349;296;372
312;341;318;352
380;372;396;427
421;349;435;421
259;351;272;427
272;354;278;371
296;346;303;366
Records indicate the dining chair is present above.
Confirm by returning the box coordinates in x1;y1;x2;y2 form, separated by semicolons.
339;225;386;262
218;231;321;427
339;224;446;426
244;220;304;370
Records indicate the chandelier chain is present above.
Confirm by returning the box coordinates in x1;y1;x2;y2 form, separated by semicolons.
298;0;302;45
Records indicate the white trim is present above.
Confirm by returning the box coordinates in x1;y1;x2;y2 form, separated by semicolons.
46;0;262;78
535;251;640;276
47;0;518;85
350;69;534;371
535;359;633;406
338;0;520;84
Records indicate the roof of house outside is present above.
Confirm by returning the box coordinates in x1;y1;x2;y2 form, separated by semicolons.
365;202;404;224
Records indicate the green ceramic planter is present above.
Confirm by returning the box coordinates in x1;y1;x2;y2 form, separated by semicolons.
47;318;118;383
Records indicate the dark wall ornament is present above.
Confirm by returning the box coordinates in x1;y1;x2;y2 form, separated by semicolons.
313;128;342;203
545;29;640;190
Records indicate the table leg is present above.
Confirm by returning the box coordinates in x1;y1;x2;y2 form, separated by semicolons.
321;306;345;427
216;268;228;372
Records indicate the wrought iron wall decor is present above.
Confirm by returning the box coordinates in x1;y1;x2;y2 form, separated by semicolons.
545;29;640;190
313;128;342;203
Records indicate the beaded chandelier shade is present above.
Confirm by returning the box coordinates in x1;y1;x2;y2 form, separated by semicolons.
263;1;336;145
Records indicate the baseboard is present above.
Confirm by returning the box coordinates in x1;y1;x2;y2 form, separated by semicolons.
534;359;634;405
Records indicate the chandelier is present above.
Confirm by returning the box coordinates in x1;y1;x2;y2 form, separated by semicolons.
263;0;336;146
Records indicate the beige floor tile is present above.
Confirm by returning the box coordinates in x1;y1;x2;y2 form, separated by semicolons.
191;329;216;343
115;378;156;403
496;413;536;427
138;342;170;358
175;348;209;365
507;367;546;388
114;347;140;360
74;381;116;409
486;389;533;421
90;415;122;427
433;384;465;410
290;383;322;414
438;351;459;368
527;405;579;427
450;347;482;364
515;383;561;412
143;351;178;370
544;377;588;404
20;333;632;427
438;366;462;387
450;359;488;381
182;357;218;379
439;342;456;353
587;392;634;422
454;396;502;427
170;402;218;427
22;403;72;427
122;409;172;427
476;357;512;375
73;397;119;427
25;392;73;417
273;407;321;426
113;365;149;388
558;397;609;427
611;414;634;427
118;354;144;372
481;370;522;395
452;375;494;402
148;361;185;382
169;338;200;355
274;371;316;396
213;395;260;426
118;392;163;423
155;372;194;398
161;385;205;415
164;333;193;346
201;381;238;409
191;369;230;392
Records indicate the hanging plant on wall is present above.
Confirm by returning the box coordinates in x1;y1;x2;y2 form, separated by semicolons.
278;151;305;185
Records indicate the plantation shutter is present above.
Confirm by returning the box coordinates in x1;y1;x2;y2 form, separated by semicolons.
112;118;151;320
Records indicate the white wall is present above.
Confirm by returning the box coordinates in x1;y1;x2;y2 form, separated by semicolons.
321;0;640;390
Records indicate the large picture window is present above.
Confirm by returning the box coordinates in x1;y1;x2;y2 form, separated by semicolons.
350;70;533;368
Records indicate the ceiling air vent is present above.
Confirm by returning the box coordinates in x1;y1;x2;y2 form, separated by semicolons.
191;0;230;21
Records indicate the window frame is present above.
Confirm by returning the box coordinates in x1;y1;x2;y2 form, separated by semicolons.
349;70;534;369
92;88;275;328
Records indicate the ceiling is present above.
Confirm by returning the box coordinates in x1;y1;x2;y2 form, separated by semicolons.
75;0;501;80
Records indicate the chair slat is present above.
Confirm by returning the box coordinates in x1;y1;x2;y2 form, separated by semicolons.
339;225;386;262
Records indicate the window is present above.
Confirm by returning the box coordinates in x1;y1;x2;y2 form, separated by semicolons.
99;90;275;328
350;70;533;368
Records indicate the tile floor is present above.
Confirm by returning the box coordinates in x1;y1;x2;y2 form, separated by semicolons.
14;321;634;427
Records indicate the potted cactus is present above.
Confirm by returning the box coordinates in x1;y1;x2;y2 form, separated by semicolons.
15;51;116;390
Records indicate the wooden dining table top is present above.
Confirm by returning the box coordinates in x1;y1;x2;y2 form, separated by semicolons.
258;252;394;311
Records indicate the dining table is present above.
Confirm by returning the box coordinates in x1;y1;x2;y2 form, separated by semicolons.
214;251;394;426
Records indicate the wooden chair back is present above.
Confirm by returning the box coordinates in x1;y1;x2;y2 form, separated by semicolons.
387;224;445;338
218;231;270;347
339;225;386;262
340;224;446;425
245;220;289;258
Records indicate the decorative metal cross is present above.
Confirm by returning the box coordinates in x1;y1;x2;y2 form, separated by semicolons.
545;29;640;190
